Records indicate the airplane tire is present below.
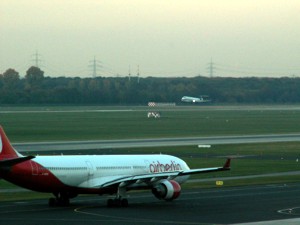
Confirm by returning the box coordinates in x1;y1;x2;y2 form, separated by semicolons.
48;198;56;207
60;198;70;206
49;197;70;207
113;198;121;206
107;198;128;207
107;199;114;207
121;199;128;207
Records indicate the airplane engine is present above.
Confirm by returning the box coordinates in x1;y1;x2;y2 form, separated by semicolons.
152;179;181;201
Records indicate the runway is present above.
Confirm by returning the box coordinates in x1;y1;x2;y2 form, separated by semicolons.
13;133;300;153
1;183;300;225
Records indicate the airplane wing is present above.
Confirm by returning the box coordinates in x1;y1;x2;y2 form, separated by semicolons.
181;158;231;175
100;158;231;188
100;171;179;188
0;156;35;168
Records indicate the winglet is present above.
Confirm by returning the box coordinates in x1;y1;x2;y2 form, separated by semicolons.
223;158;231;170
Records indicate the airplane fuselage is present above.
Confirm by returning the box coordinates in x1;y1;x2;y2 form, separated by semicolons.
181;96;210;103
2;154;189;194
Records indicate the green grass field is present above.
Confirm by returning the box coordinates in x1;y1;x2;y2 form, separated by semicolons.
1;106;300;142
1;105;300;201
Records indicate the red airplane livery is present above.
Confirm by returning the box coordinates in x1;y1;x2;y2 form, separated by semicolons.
0;126;231;207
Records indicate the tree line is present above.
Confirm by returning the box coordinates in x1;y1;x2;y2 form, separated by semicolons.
1;66;300;104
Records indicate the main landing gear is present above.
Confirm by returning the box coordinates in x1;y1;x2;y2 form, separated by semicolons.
48;192;70;207
107;197;129;207
107;186;129;207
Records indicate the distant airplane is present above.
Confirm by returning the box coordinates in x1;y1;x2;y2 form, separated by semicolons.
0;126;230;207
181;96;211;103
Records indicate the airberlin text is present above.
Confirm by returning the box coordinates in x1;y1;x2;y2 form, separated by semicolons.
149;161;182;173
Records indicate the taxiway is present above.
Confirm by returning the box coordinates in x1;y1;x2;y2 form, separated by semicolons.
13;133;300;153
1;183;300;225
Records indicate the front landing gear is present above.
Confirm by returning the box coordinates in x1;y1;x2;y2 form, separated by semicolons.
107;198;128;207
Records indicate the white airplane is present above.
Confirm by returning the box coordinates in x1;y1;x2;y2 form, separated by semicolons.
0;126;230;207
181;96;211;103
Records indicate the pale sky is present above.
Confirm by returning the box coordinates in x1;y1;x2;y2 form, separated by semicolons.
1;0;300;77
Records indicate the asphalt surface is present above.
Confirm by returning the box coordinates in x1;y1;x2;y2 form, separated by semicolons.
1;183;300;225
12;133;300;153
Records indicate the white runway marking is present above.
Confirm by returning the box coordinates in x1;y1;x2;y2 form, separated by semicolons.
278;206;300;216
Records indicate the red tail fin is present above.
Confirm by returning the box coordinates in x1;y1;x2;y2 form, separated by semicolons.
0;126;20;159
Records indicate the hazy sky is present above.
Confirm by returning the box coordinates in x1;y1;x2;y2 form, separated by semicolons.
1;0;300;77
